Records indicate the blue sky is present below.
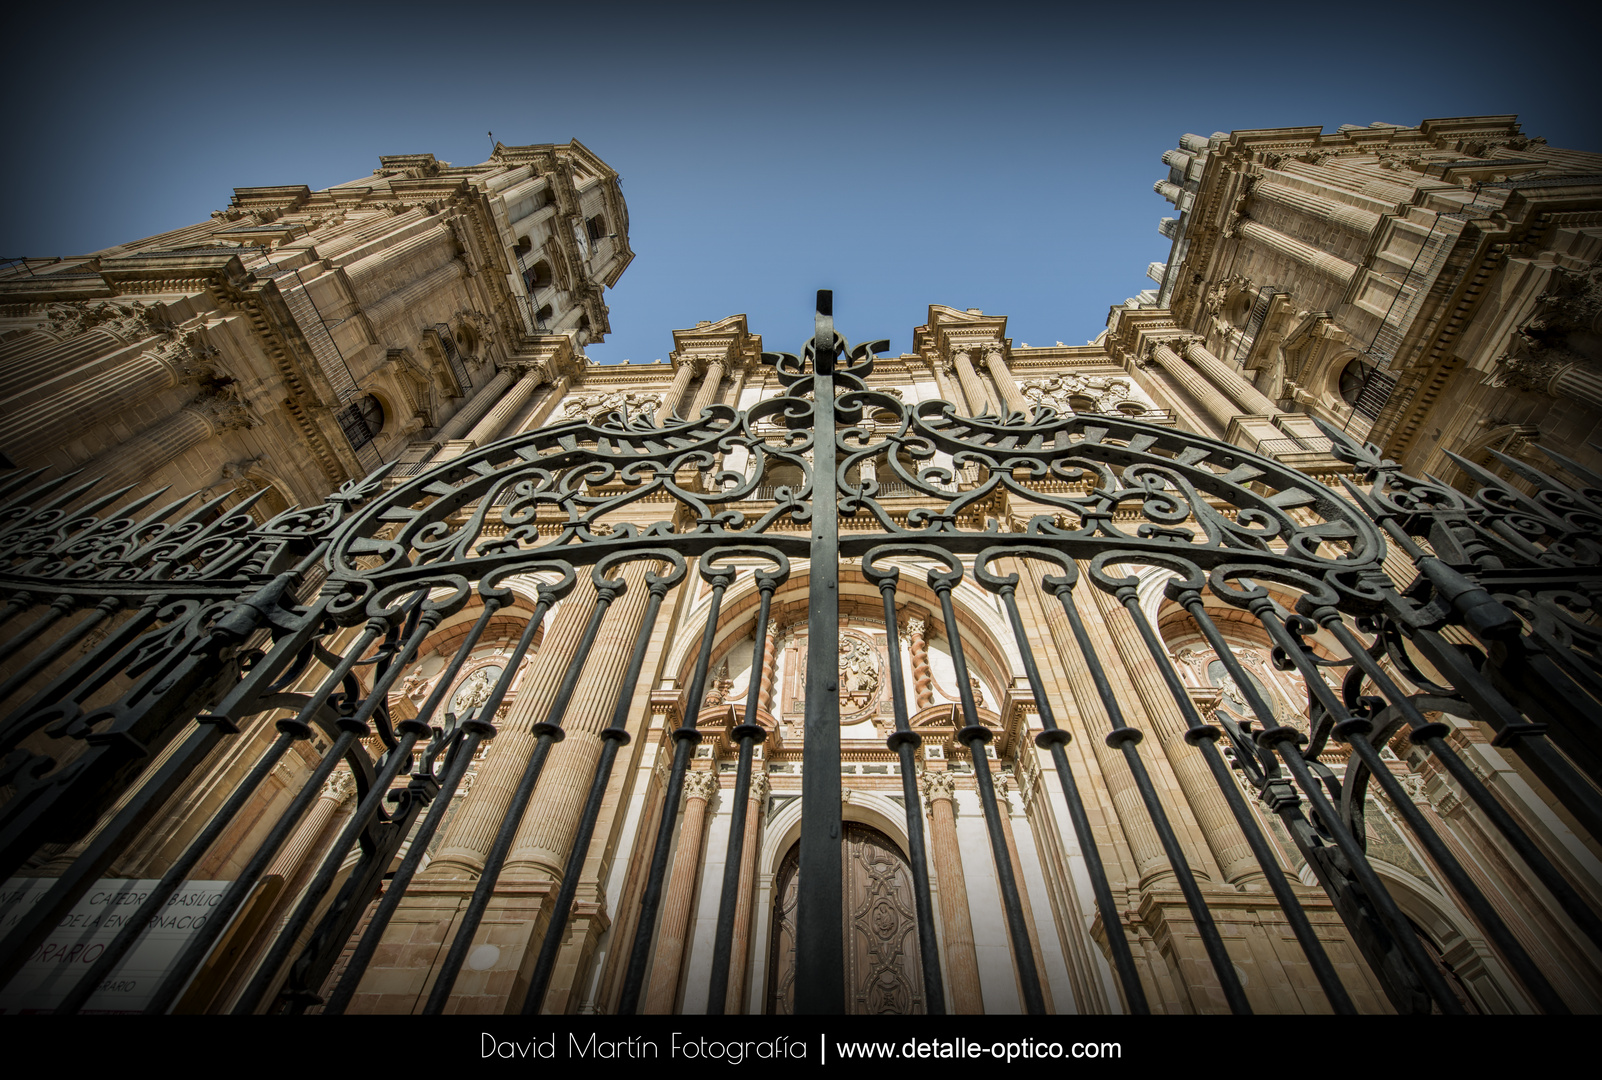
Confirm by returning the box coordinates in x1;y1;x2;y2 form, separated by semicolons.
4;1;1598;364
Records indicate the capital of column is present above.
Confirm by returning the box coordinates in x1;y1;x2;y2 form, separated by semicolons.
184;390;256;435
322;769;358;804
683;768;720;804
920;769;957;809
749;771;771;805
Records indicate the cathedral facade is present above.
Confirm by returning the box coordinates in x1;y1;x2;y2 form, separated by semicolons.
0;117;1598;1017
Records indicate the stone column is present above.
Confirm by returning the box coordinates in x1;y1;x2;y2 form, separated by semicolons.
0;344;178;457
517;374;573;434
984;346;1030;416
315;207;429;260
426;576;598;877
503;559;661;878
994;776;1054;1012
724;771;768;1013
686;358;727;419
363;260;467;328
1087;585;1250;883
1146;341;1238;433
904;617;935;711
951;349;993;416
1180;340;1282;416
655;360;698;423
433;368;516;442
1551;363;1602;411
922;770;983;1012
644;768;719;1013
1236;220;1358;286
263;770;357;881
0;328;125;399
85;397;248;491
465;368;541;444
343;223;455;300
1251;181;1380;234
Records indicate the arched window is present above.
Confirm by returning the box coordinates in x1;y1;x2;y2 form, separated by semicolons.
1338;358;1367;407
585;215;609;243
524;259;553;291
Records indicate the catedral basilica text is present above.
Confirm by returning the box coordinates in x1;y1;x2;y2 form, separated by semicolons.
0;117;1599;1016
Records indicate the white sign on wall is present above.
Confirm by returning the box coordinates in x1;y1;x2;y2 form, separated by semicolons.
0;877;230;1014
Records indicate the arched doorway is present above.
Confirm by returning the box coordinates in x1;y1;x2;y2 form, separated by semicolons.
766;823;927;1014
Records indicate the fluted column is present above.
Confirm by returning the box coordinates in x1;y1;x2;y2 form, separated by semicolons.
1087;584;1249;883
315;207;429;260
465;368;540;444
517;373;572;433
0;345;178;460
1146;341;1238;432
1181;340;1281;415
904;617;935;711
1251;181;1380;234
1236;220;1358;286
0;329;124;399
922;770;983;1012
686;358;727;419
951;349;993;416
644;769;719;1013
503;559;660;877
264;770;357;881
984;346;1030;416
724;771;768;1013
363;260;467;328
433;368;516;442
1552;364;1602;410
87;400;245;491
655;360;698;423
343;223;455;300
426;575;599;877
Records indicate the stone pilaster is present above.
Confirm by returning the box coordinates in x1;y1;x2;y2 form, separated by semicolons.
922;769;983;1013
724;771;768;1013
364;260;467;328
83;396;251;491
644;768;719;1013
264;770;357;881
993;776;1054;1012
0;340;179;459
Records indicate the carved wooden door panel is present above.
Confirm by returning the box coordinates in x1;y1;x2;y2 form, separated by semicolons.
766;825;925;1014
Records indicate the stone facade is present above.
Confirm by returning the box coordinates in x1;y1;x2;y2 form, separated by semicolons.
2;117;1599;1017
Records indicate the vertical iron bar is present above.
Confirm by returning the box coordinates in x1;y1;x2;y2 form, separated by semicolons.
521;570;673;1015
1312;609;1570;1012
232;599;451;1014
1057;580;1253;1014
0;596;120;703
422;583;622;1014
872;572;946;1014
933;573;1047;1014
618;562;734;1012
1239;595;1467;1012
797;290;844;1015
1119;582;1356;1014
705;575;778;1014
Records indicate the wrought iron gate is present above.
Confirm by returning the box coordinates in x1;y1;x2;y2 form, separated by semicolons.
1;292;1598;1015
